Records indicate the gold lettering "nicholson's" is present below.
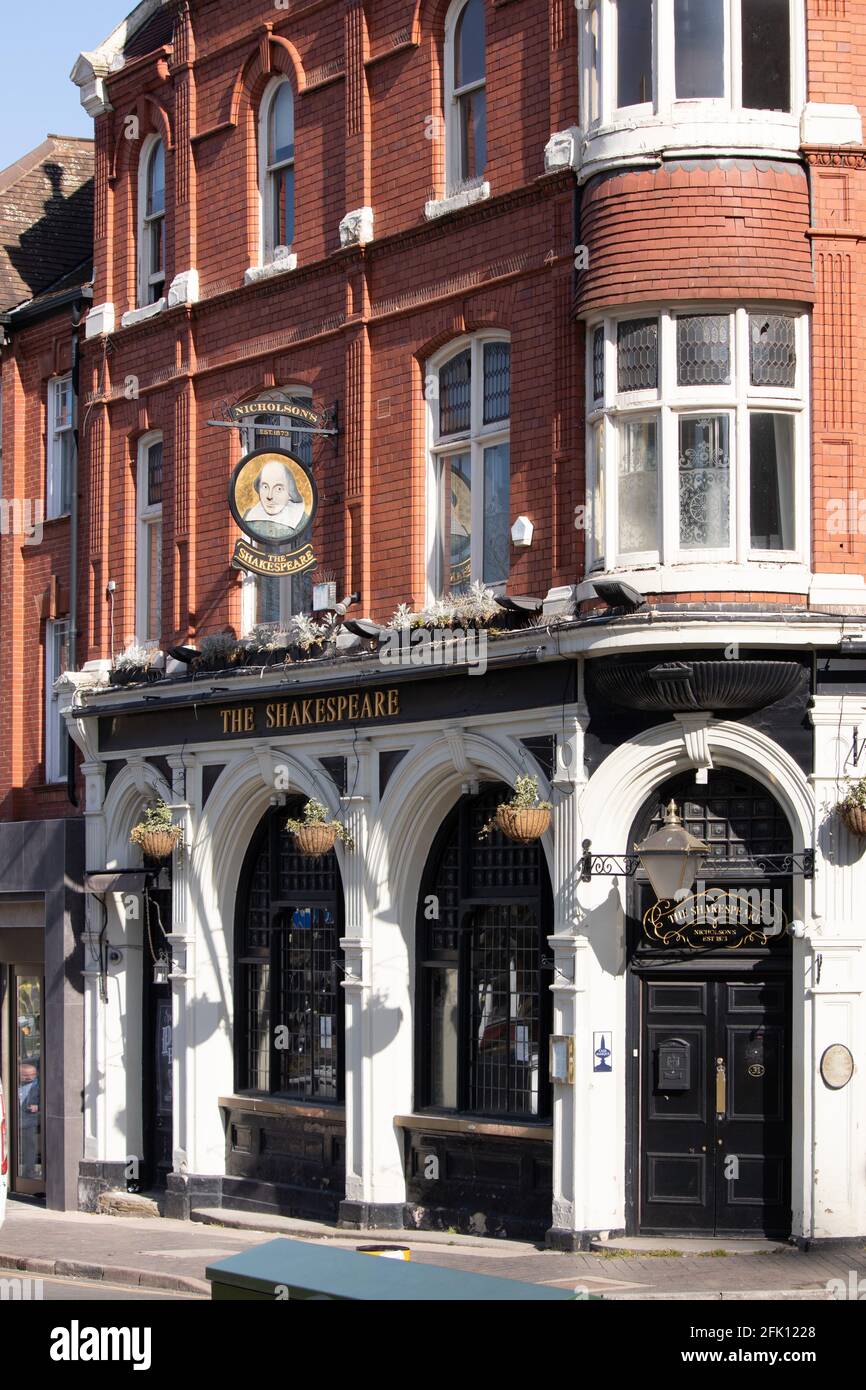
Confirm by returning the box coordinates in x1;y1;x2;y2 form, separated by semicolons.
219;689;399;735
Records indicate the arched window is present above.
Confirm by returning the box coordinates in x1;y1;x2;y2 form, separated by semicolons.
238;389;315;631
445;0;487;194
235;803;344;1099
138;138;166;306
260;79;295;264
417;786;552;1118
136;432;163;646
427;333;510;596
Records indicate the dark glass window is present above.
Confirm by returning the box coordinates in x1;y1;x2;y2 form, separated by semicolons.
418;786;552;1120
454;0;487;183
675;0;724;99
749;412;795;550
749;314;796;388
236;804;344;1099
617;0;653;108
741;0;791;112
617;317;658;392
677;315;731;386
483;341;510;424
439;348;472;435
147;441;163;506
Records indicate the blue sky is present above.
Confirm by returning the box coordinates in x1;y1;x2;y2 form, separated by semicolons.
1;2;127;169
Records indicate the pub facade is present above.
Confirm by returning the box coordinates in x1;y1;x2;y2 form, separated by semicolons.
53;0;866;1245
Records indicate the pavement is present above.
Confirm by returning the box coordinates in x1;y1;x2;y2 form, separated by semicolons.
1;1197;864;1300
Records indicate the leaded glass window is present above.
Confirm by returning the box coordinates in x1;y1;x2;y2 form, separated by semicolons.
439;348;472;436
677;315;731;386
617;317;658;392
236;804;344;1099
593;325;605;401
483;341;510;423
418;786;551;1119
749;314;796;389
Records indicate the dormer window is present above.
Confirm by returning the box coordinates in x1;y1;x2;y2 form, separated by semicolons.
138;138;165;306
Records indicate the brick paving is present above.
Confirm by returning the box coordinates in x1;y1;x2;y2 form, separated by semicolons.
1;1199;864;1299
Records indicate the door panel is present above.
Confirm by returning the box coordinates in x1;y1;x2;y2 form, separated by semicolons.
640;975;790;1235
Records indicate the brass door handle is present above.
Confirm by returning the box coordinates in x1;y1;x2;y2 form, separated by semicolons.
715;1056;726;1117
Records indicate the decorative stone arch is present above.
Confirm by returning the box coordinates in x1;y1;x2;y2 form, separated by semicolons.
109;96;174;184
103;759;174;867
368;728;554;965
577;718;815;927
225;33;306;129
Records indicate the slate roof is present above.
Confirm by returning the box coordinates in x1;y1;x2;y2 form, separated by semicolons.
0;135;94;313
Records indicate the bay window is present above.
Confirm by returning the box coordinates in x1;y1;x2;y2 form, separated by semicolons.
427;334;511;597
583;0;799;135
585;307;807;575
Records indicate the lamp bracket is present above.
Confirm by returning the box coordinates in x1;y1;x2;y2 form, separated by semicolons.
579;841;815;884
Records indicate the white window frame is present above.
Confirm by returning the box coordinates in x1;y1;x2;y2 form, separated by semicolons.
136;432;163;647
585;305;809;581
580;0;804;145
444;0;487;197
258;77;295;267
46;374;74;520
238;388;314;634
425;332;511;600
45;617;70;784
137;135;166;308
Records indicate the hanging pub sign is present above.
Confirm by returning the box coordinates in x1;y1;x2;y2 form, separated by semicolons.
642;883;789;950
228;446;318;578
228;398;332;436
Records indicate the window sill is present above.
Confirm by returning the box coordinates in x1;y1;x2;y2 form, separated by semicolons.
425;182;490;221
395;1112;553;1141
219;1094;344;1121
120;298;166;329
244;252;298;285
578;561;811;598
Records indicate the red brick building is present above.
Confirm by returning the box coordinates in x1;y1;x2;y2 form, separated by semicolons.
1;0;863;1240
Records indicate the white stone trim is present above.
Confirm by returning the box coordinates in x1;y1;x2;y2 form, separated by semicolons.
424;182;490;221
70;0;169;111
579;564;812;597
809;573;866;609
121;298;166;328
84;302;116;338
243;251;298;285
167;269;200;308
339;207;374;248
801;103;863;148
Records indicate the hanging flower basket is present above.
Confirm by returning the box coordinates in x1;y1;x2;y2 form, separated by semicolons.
285;799;355;858
494;804;552;844
479;775;553;843
130;799;183;861
835;778;866;840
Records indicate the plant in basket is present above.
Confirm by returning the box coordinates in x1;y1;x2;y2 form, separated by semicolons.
478;775;552;844
835;778;866;838
285;799;354;857
130;798;183;860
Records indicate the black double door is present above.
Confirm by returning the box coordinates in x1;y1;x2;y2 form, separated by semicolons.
639;972;790;1236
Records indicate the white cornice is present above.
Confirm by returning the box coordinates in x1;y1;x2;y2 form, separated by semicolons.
70;0;172;115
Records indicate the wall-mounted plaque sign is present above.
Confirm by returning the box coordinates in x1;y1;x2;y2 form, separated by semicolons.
820;1043;854;1090
228;447;318;578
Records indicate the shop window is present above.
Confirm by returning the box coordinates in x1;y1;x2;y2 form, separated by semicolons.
46;375;75;519
44;618;70;784
138;137;165;306
427;334;511;596
238;389;315;632
585;307;806;572
259;78;295;264
417;786;552;1120
235;804;344;1100
445;0;487;194
584;0;795;130
136;433;163;646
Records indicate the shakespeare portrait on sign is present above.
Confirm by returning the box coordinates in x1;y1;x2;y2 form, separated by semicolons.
229;449;316;547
